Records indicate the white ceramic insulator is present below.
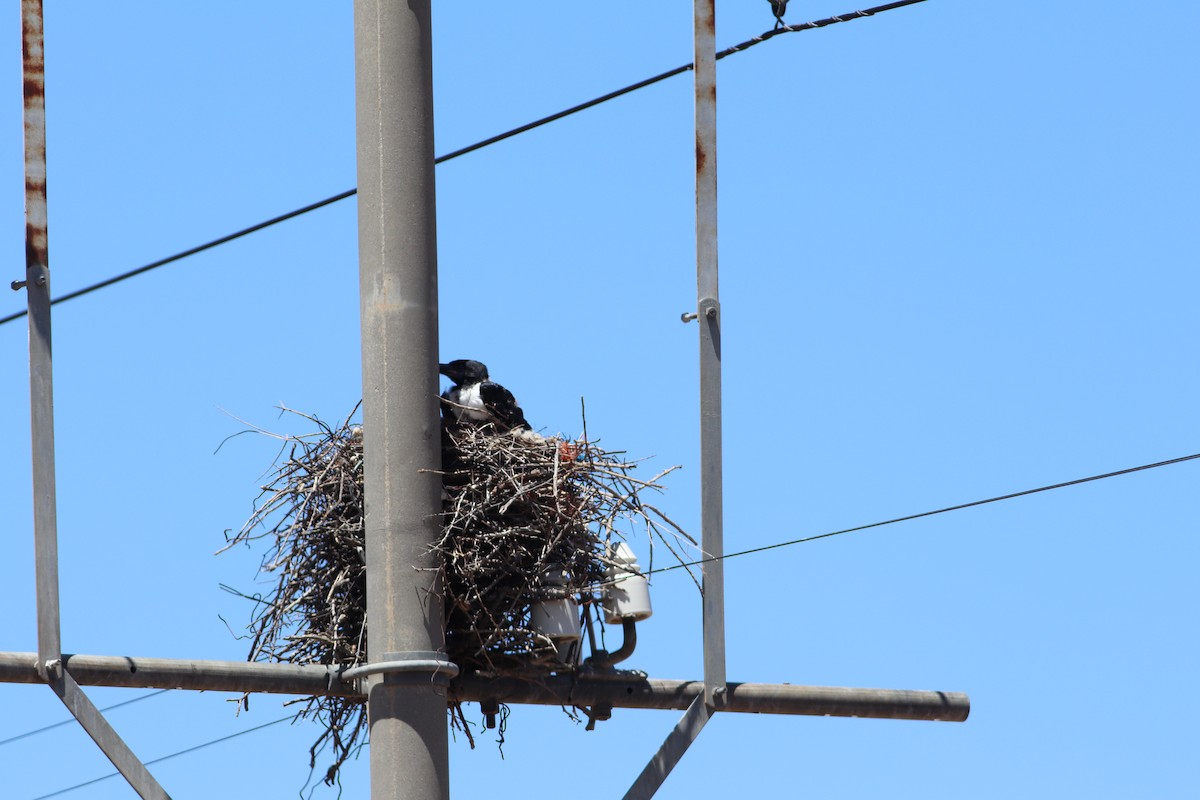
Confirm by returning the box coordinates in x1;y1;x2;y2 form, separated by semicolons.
604;542;653;623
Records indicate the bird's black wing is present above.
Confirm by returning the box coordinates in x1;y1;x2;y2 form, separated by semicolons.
439;386;463;425
479;381;530;431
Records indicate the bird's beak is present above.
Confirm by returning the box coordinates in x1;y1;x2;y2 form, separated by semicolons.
437;363;450;376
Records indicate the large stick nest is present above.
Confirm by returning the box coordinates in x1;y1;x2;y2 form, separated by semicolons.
221;407;690;785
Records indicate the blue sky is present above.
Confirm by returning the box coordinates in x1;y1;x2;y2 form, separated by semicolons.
2;1;1199;797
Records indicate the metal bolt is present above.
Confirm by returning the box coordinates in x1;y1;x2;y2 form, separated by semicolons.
681;311;698;323
481;699;499;729
585;702;612;731
11;279;26;291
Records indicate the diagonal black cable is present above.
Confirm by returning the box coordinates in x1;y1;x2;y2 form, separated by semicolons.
0;689;170;748
648;451;1200;575
1;190;355;327
28;715;293;800
0;0;927;328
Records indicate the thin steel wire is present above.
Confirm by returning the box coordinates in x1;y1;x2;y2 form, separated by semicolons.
0;0;928;327
28;715;292;800
0;689;169;748
648;451;1200;575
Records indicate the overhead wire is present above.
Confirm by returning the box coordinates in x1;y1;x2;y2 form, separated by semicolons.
647;451;1200;576
25;450;1190;796
28;715;293;800
0;0;928;328
12;2;928;789
0;689;169;748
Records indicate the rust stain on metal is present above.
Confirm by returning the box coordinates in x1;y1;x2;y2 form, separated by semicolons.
698;0;716;35
22;0;49;274
696;142;708;174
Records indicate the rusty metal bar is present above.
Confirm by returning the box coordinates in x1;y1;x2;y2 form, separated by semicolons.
19;0;61;688
622;3;726;795
0;652;971;722
17;6;171;798
693;0;726;711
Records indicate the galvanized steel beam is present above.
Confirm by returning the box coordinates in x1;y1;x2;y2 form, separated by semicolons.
0;653;970;722
19;0;60;690
633;4;727;797
693;0;727;711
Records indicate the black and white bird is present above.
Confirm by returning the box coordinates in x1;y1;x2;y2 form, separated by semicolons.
438;359;531;433
768;0;789;29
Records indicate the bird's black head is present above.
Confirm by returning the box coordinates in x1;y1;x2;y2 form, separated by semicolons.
438;359;489;386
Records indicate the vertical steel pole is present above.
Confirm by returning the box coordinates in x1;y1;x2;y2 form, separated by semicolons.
20;0;61;687
694;0;726;708
353;1;448;799
622;8;727;794
20;6;170;798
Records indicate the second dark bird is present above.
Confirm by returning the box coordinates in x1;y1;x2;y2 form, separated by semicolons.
438;359;531;433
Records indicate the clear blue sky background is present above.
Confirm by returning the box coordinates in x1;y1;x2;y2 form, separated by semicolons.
3;1;1198;797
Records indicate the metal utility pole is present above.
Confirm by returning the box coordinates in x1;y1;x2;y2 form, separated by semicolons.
354;1;450;799
2;4;970;798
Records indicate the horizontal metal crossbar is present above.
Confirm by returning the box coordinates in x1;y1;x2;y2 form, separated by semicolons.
0;652;969;722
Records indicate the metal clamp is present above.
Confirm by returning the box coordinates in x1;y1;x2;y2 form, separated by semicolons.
682;297;720;323
36;656;62;681
339;651;459;684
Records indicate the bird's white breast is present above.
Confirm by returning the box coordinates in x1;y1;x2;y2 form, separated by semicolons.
453;383;489;421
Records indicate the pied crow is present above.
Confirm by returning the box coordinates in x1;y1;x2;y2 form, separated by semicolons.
768;0;788;28
438;359;531;433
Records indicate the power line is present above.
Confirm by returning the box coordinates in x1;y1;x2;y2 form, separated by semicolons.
648;451;1200;575
1;190;354;327
29;715;292;800
0;689;169;748
0;0;928;328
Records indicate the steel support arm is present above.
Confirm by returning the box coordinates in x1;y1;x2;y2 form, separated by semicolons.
0;652;969;722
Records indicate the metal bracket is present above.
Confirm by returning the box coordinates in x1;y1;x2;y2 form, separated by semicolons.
36;656;61;681
339;651;459;689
